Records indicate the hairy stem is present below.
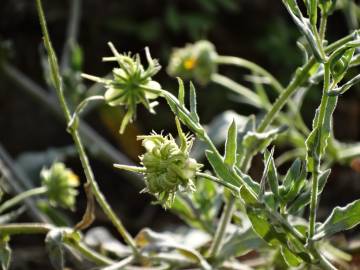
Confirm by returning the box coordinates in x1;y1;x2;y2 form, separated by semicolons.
308;62;331;240
35;0;137;253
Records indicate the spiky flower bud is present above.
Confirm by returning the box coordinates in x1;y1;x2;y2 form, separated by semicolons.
167;40;218;85
41;162;79;210
138;133;201;207
82;42;162;133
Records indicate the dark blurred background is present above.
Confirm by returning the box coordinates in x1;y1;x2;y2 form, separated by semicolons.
0;0;359;268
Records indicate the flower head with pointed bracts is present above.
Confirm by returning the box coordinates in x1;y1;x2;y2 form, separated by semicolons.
82;42;162;133
115;120;202;208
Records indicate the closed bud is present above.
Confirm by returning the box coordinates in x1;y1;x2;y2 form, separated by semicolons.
41;162;79;210
167;40;218;85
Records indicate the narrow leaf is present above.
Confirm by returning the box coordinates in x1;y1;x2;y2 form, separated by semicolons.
224;120;237;166
177;77;185;106
189;82;200;123
265;149;279;197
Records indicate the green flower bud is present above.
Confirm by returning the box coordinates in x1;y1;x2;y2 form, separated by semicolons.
167;40;218;85
82;42;162;133
138;132;202;208
41;162;79;210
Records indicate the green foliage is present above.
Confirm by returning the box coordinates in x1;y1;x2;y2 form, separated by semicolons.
2;0;360;269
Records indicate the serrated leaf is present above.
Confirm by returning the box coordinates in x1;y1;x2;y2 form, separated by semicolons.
314;199;360;240
330;48;355;84
45;229;65;270
0;238;11;270
224;120;237;166
306;96;337;172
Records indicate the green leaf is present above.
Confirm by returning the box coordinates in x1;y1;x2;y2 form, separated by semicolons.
177;77;185;106
264;149;279;198
242;126;287;156
246;205;311;263
281;246;303;267
288;169;330;214
329;47;355;84
45;229;65;270
314;199;360;240
0;237;11;270
319;0;337;15
281;159;306;203
224;120;237;167
206;150;240;187
306;96;338;172
282;0;326;62
217;228;266;262
189;81;200;123
306;0;318;26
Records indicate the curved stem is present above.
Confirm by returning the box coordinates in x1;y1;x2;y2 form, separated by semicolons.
0;186;47;214
196;173;240;194
0;223;53;235
211;73;262;107
35;0;138;254
216;55;284;93
65;237;114;266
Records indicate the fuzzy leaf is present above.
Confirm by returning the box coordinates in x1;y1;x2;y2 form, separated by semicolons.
288;169;330;214
306;0;318;26
281;246;303;267
177;77;185;106
242;126;287;156
224;120;237;167
264;149;279;197
306;96;337;172
281;159;306;203
189;82;200;123
217;228;266;262
0;238;11;270
206;150;240;187
314;199;360;240
45;229;65;270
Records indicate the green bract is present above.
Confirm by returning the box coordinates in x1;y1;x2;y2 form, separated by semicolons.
41;162;79;210
167;40;218;85
82;42;162;133
139;132;201;208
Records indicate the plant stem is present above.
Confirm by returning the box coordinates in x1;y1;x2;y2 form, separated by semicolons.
196;173;240;193
65;237;114;266
319;15;328;41
211;73;262;107
308;62;331;240
208;198;236;257
0;186;47;214
35;0;138;253
216;55;284;93
0;223;53;235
